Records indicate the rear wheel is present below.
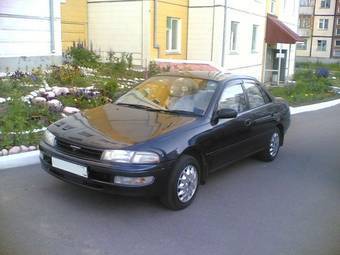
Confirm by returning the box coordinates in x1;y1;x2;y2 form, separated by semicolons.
257;128;281;162
161;155;200;210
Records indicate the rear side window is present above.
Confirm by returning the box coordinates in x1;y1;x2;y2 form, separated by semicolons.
243;81;266;109
218;83;247;113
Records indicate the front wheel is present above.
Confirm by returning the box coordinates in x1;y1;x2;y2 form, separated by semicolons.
257;128;281;162
161;155;200;210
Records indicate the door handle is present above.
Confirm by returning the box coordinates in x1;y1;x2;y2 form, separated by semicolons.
244;119;253;127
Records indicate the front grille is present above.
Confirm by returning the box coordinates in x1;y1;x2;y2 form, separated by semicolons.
56;139;103;160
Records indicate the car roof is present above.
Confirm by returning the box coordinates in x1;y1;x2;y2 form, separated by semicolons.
156;71;258;83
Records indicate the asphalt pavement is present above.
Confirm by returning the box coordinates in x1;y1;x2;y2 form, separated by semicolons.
0;105;339;255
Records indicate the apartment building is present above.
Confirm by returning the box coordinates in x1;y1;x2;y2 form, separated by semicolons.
0;0;62;71
296;0;340;61
187;0;267;80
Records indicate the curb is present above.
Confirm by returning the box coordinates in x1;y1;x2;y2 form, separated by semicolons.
0;150;40;170
290;98;340;115
1;99;340;170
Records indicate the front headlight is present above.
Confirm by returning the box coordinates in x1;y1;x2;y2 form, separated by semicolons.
43;129;56;146
101;150;160;164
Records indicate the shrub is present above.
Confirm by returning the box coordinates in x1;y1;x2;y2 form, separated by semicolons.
0;97;59;148
101;79;118;99
46;65;90;86
316;67;330;78
65;45;100;68
59;95;109;110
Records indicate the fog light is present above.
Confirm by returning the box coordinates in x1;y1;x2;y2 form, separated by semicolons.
114;176;155;187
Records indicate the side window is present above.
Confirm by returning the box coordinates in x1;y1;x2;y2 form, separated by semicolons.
243;81;266;109
218;83;247;113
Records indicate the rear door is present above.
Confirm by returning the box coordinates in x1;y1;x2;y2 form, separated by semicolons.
242;80;277;152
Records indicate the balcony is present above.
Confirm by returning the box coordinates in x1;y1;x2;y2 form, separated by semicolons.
298;28;312;37
299;6;314;15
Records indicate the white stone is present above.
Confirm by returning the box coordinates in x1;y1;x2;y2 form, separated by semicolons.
20;145;29;153
45;91;56;100
28;146;36;151
9;146;21;155
32;97;47;105
53;87;69;96
31;91;38;97
1;149;8;156
38;88;46;94
0;97;6;104
47;99;63;112
63;106;80;114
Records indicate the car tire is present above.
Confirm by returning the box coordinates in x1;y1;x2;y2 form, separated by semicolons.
257;127;281;162
161;155;200;210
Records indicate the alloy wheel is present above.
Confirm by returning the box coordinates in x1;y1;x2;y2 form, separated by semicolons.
176;164;198;203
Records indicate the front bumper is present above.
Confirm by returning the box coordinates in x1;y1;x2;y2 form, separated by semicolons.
39;142;175;197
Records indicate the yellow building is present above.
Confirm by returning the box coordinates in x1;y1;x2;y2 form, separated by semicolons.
61;0;88;51
150;0;189;60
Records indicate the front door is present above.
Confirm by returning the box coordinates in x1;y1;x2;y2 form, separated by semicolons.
203;80;254;172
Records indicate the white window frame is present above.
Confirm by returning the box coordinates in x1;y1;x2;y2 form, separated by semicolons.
300;0;312;7
270;0;276;13
297;39;308;50
166;17;181;54
319;18;329;30
336;28;340;35
230;21;239;53
251;25;259;53
317;40;327;51
320;0;331;8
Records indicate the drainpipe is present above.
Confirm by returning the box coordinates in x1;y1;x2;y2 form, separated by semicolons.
153;0;160;58
221;0;227;67
49;0;55;53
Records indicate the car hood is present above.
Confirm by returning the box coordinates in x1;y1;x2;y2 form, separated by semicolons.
49;104;196;149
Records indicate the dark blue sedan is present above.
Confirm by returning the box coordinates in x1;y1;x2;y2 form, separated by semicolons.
40;72;290;210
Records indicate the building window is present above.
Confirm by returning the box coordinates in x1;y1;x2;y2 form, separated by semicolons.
297;39;308;50
270;0;276;13
230;21;239;52
317;40;327;51
319;18;329;29
336;28;340;35
334;49;340;57
251;25;258;52
335;40;340;46
337;18;340;25
166;17;181;53
320;0;331;8
299;16;311;28
300;0;312;6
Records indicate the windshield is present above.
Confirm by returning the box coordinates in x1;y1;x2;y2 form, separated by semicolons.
116;76;218;116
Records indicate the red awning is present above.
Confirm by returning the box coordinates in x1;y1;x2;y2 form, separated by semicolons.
265;15;303;44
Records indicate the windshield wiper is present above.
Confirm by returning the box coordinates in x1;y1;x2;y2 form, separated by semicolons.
116;103;163;112
164;110;202;117
116;103;201;117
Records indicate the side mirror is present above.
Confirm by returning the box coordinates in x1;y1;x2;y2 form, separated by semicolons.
216;108;238;119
